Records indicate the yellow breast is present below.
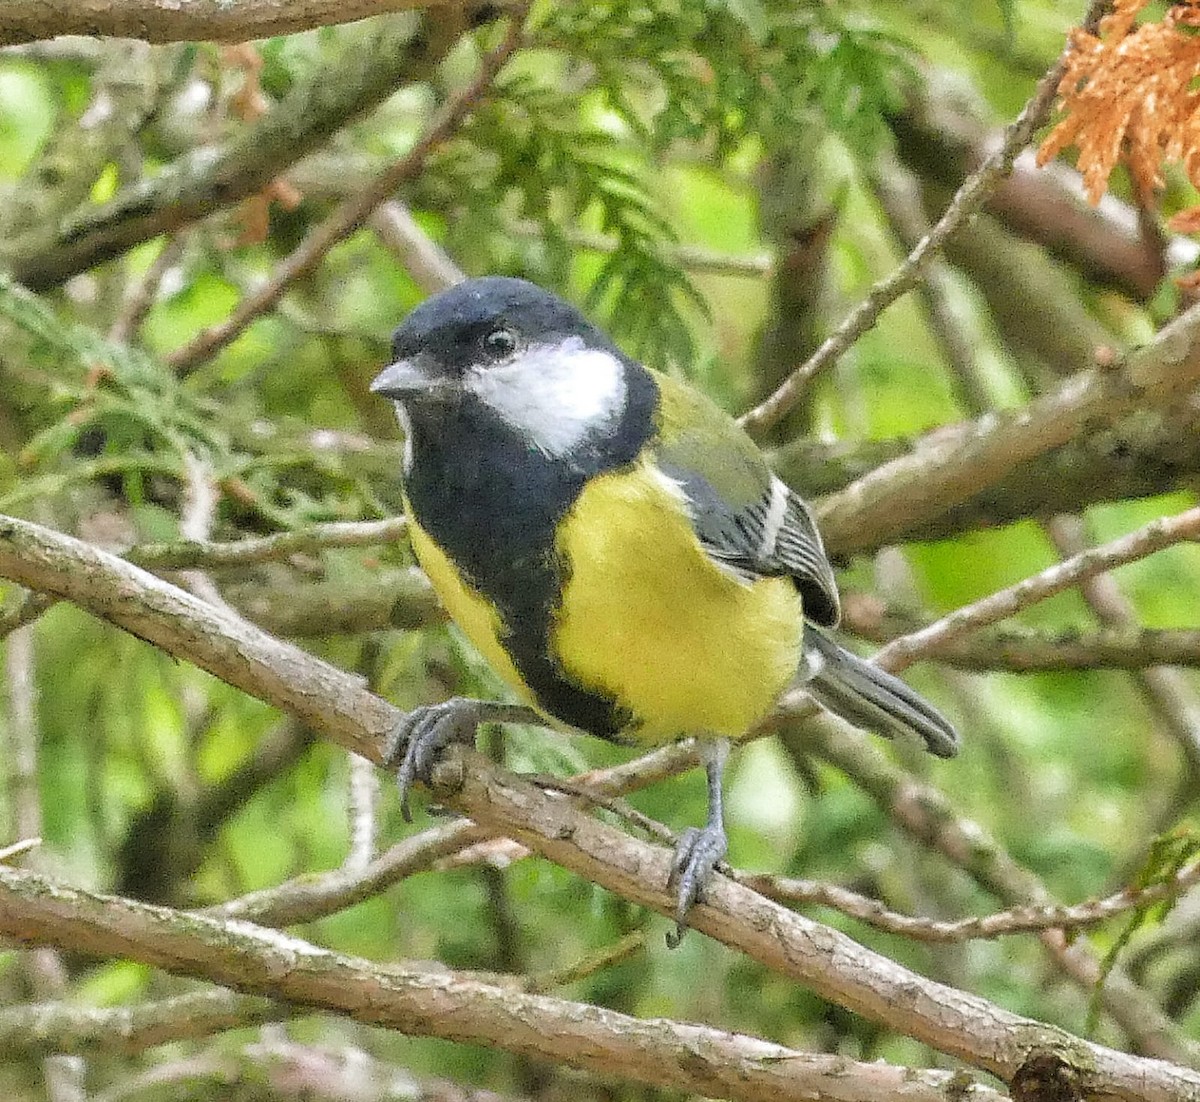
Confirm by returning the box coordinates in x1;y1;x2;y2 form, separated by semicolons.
406;512;538;709
552;459;804;742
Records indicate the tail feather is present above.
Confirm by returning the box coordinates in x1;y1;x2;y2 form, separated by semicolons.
802;626;959;759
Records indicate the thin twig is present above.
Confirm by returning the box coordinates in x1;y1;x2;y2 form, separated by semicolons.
862;625;1200;672
3;627;86;1102
872;505;1200;673
523;931;646;993
209;819;492;927
125;518;408;571
0;838;41;863
345;753;379;873
526;774;678;844
868;147;994;413
738;0;1112;436
741;857;1200;943
4;627;40;846
370;201;465;293
108;231;189;343
1049;513;1200;786
166;12;528;375
176;453;230;609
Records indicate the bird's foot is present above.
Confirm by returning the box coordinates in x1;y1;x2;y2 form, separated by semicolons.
664;821;727;948
383;697;485;821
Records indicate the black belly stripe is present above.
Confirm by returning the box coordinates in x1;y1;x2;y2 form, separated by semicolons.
402;367;656;740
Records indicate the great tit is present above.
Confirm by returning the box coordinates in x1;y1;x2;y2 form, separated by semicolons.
370;276;958;940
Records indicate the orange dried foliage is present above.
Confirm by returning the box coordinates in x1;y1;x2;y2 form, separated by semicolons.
222;43;268;123
1038;0;1200;205
220;45;304;246
235;178;304;246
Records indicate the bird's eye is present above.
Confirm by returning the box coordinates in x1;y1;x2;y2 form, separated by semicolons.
482;327;517;358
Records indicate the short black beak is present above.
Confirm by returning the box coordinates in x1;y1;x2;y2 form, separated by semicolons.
369;357;438;400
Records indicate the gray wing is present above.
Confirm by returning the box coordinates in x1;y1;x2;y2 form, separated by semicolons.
664;466;841;627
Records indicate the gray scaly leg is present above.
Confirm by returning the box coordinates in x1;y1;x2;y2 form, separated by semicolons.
665;738;730;947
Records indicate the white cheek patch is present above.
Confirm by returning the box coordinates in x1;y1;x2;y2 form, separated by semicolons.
391;402;415;474
467;338;628;457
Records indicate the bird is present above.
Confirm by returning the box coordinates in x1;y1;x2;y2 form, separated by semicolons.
370;275;958;943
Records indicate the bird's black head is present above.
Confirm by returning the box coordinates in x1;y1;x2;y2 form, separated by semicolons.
378;277;616;386
371;277;639;459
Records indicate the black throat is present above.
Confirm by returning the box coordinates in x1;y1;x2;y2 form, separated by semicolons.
401;360;658;738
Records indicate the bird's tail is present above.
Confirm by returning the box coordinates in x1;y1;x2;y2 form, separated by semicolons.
802;626;959;759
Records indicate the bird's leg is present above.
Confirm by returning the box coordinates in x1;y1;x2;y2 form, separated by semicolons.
665;738;730;948
383;697;488;821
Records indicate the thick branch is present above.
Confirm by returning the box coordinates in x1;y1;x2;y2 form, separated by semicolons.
229;410;1200;554
2;13;478;289
0;990;282;1056
815;301;1200;554
0;515;1198;1097
0;0;466;45
0;867;1004;1102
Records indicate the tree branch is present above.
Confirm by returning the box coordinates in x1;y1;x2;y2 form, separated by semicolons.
738;0;1111;436
890;75;1195;301
796;712;1198;1064
0;514;398;762
851;619;1200;673
165;10;527;374
370;201;466;293
743;857;1200;944
125;518;409;570
2;12;480;289
873;505;1200;673
0;866;1007;1102
0;990;283;1057
1;514;1198;1096
0;0;472;46
814;300;1200;554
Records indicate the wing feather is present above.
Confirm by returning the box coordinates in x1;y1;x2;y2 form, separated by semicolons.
650;371;840;626
661;463;840;627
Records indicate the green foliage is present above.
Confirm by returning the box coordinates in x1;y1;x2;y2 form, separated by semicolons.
446;70;710;369
426;0;917;369
1088;826;1200;1033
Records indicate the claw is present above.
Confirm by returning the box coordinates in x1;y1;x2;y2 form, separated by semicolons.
665;821;728;948
383;697;483;821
